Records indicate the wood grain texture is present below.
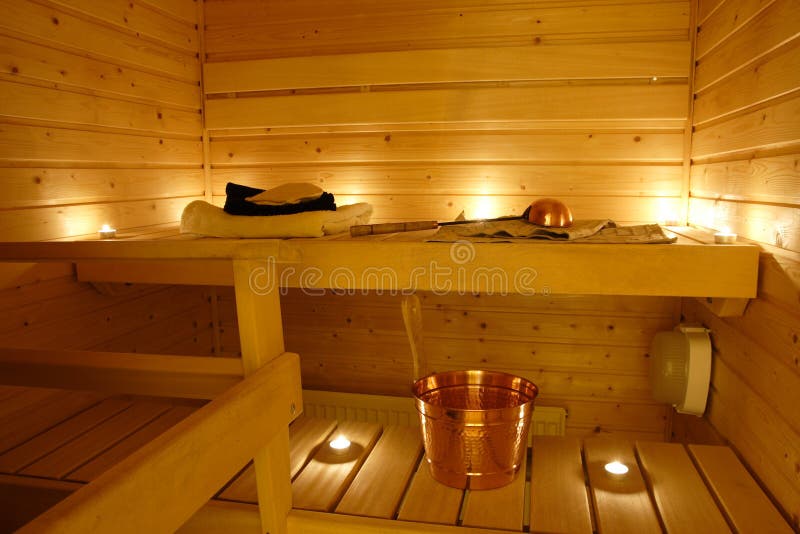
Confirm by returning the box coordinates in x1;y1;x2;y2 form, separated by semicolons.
530;436;593;533
583;438;661;533
205;1;689;61
461;451;526;530
16;352;302;534
0;0;199;81
694;0;800;92
635;441;730;534
693;41;800;126
689;445;794;534
205;42;689;93
336;425;423;519
292;420;382;512
396;459;463;524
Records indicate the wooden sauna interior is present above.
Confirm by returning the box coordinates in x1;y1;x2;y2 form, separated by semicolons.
0;0;798;532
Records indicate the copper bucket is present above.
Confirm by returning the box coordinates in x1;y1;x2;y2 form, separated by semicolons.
412;370;538;490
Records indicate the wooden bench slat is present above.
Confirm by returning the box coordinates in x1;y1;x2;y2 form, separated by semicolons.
0;398;133;473
336;424;423;519
68;406;197;483
21;402;172;479
530;436;593;534
689;444;793;534
396;458;463;525
0;388;64;420
461;449;527;530
636;441;730;534
292;420;382;512
583;438;661;534
0;391;104;455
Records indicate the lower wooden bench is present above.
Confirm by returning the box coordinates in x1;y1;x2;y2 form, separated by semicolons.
0;386;792;533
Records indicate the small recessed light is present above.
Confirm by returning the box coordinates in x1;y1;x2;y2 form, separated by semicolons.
329;435;351;453
604;461;629;475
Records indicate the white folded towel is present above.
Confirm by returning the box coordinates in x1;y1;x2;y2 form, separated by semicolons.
180;200;373;238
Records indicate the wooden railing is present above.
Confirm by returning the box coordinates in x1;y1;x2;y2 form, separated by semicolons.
16;351;302;534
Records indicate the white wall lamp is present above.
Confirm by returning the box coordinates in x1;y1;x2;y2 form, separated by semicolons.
650;325;712;416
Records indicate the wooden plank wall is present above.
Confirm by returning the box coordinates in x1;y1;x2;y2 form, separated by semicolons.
217;288;678;441
203;0;691;225
685;0;800;528
201;0;692;441
0;264;218;357
0;0;204;241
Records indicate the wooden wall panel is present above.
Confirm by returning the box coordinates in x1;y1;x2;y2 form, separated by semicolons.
687;0;800;527
205;1;689;61
215;288;676;440
204;0;690;225
0;0;203;241
0;266;217;360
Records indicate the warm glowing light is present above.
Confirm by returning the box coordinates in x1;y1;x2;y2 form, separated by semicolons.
329;435;351;452
98;224;117;238
473;195;497;220
656;198;681;226
604;461;629;475
714;226;737;244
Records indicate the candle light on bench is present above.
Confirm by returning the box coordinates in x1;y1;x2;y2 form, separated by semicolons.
604;460;629;475
329;435;351;454
98;224;117;239
714;226;737;244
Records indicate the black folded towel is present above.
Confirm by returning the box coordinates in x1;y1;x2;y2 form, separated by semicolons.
223;182;336;216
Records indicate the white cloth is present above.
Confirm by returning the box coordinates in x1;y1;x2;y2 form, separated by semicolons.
244;182;324;205
180;200;373;238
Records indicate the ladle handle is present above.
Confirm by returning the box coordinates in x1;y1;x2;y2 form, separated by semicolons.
401;294;426;382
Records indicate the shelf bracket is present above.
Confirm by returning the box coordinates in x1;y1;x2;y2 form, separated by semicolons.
697;297;750;317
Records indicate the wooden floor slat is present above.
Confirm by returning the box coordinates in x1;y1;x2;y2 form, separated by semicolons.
0;398;133;473
583;438;661;534
688;444;793;534
396;459;463;525
20;401;171;479
636;441;731;534
67;405;197;482
461;449;527;530
0;399;788;532
219;415;338;503
292;420;382;512
530;436;593;534
289;416;339;479
336;424;423;519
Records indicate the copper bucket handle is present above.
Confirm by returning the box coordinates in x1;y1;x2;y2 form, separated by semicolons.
401;294;426;381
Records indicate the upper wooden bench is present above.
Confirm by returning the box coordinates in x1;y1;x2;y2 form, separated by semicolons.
0;225;758;300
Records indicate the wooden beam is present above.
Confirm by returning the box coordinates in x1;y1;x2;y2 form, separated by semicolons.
15;351;301;534
233;259;294;534
0;348;243;399
77;260;234;286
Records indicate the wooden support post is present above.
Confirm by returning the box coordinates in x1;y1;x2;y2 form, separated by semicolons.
233;259;294;534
